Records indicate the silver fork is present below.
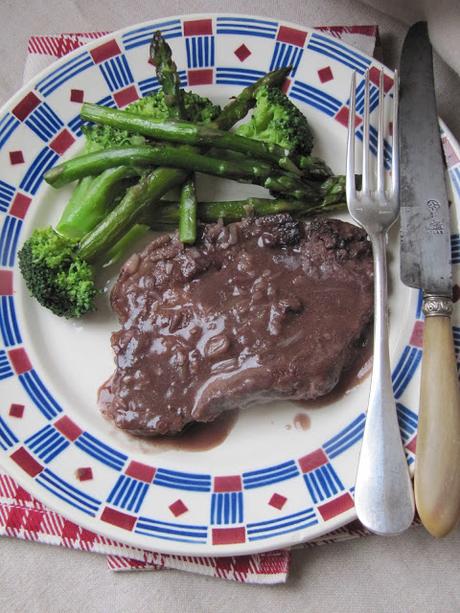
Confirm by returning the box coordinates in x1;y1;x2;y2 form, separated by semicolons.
346;69;415;535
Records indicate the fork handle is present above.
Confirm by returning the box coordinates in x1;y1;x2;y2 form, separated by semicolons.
354;233;415;534
414;295;460;537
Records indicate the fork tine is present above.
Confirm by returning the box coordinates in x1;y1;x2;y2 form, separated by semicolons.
361;70;371;193
346;72;356;203
391;68;399;196
377;70;385;195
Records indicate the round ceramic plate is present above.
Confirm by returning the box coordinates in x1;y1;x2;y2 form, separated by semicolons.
0;14;458;556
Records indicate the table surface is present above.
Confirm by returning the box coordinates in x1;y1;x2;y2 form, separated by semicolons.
1;1;459;611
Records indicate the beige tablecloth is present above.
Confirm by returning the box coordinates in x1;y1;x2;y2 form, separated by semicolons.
0;1;459;611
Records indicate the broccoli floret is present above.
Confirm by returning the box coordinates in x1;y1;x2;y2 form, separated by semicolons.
125;90;221;123
82;124;146;149
236;85;314;157
18;228;96;318
81;93;170;149
182;91;221;123
125;90;171;118
20;90;221;319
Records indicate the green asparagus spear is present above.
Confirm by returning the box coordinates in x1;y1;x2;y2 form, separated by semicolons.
150;31;185;119
56;166;140;239
78;67;293;264
45;145;320;201
153;196;346;226
151;30;199;244
105;192;347;267
80;103;301;175
103;223;150;268
211;148;331;182
178;176;197;243
78;167;189;262
154;197;314;225
320;174;346;207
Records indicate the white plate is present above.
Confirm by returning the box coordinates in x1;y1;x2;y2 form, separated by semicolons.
0;14;459;556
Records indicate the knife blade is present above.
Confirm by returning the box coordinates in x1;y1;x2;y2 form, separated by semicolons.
399;21;460;537
399;22;451;293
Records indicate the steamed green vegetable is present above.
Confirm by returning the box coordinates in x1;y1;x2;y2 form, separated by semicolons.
19;57;291;318
236;84;315;160
178;176;197;244
44;144;322;201
151;30;198;245
80;103;303;175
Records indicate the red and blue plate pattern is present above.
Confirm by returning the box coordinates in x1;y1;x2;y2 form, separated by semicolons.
0;15;459;555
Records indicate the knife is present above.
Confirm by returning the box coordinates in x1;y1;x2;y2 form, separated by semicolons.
399;21;460;537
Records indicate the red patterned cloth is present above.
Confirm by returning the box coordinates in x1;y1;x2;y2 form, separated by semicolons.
0;470;289;582
1;25;380;584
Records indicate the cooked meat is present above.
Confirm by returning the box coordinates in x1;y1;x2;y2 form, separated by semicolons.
100;214;374;436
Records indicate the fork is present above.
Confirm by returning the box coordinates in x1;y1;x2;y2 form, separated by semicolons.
346;69;415;535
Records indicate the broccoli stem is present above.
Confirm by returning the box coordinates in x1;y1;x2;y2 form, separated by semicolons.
56;176;94;239
80;103;302;175
45;145;321;201
56;166;140;239
178;175;197;244
77;66;293;263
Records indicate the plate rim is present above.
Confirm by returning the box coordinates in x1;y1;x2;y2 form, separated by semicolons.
0;13;458;557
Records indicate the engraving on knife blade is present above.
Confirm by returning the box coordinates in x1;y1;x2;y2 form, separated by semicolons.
426;199;445;235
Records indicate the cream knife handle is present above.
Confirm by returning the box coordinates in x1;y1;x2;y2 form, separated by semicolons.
415;294;460;537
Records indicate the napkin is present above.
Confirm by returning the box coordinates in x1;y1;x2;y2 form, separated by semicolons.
359;0;460;77
1;25;380;585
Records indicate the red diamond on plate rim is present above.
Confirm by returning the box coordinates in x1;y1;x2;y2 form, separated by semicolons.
10;447;43;477
113;85;139;108
169;499;188;517
335;106;362;128
9;151;24;165
318;66;333;83
70;89;84;103
90;39;121;63
406;436;417;454
9;403;25;418
368;66;393;92
100;507;136;531
76;467;93;481
234;43;251;62
268;493;287;510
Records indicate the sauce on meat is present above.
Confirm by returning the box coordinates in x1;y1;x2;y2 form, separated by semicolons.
100;215;374;437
